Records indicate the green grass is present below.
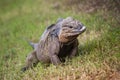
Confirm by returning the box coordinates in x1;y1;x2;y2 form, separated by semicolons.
0;0;120;80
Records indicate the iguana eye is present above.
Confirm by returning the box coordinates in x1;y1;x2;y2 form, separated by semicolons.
69;26;73;28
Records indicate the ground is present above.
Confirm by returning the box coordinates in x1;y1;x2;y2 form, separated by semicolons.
0;0;120;80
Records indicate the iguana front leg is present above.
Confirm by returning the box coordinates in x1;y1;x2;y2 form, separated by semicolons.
69;40;79;58
69;46;78;58
50;55;61;65
48;38;61;65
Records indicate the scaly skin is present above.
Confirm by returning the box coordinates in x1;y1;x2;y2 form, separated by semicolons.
21;17;86;72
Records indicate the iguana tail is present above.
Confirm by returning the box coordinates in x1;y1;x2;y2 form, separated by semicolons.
22;38;38;49
27;41;35;49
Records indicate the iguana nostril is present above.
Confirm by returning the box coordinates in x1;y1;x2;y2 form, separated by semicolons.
78;26;82;30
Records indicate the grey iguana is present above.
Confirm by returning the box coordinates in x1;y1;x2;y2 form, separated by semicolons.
21;17;86;71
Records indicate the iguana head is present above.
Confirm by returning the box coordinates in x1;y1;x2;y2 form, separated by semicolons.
58;17;86;43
